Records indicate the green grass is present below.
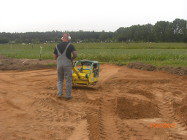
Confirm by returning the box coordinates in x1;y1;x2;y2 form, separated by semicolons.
0;42;186;67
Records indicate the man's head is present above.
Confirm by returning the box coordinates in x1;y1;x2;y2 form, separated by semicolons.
61;33;71;42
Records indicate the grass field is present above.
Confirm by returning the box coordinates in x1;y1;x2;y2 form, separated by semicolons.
0;42;187;67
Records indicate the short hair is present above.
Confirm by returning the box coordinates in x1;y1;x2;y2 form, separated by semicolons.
62;33;70;38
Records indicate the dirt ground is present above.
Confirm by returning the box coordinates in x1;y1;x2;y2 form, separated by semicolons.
0;56;187;76
0;56;56;71
127;62;187;76
0;64;187;140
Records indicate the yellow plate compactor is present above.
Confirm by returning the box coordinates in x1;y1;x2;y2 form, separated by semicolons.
72;60;100;85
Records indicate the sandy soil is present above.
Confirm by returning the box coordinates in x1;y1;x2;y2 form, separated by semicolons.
0;64;187;140
0;56;187;76
0;56;56;71
127;62;187;76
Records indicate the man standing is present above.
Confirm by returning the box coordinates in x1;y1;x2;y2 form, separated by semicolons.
54;33;77;99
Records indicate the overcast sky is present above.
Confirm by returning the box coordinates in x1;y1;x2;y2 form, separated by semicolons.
0;0;186;32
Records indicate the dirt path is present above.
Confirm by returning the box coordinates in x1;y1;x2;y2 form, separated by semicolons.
0;64;187;140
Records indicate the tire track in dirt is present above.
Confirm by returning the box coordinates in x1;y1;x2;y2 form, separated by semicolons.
85;97;122;140
84;65;122;139
156;89;187;139
31;96;65;122
116;120;138;140
86;107;104;140
74;96;101;107
78;88;104;140
100;98;121;140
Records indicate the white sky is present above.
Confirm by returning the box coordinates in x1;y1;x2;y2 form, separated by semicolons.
0;0;186;32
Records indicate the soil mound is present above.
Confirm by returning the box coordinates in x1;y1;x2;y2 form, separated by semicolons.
127;62;187;75
0;56;55;70
127;62;156;71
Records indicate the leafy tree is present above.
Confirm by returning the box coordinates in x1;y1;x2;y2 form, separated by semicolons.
0;18;186;43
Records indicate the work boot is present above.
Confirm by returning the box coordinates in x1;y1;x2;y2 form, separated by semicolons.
57;92;63;97
65;96;73;100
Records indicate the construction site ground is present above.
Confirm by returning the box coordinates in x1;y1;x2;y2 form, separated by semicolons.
0;60;187;140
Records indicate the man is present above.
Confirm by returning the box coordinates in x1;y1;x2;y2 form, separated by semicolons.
54;33;77;99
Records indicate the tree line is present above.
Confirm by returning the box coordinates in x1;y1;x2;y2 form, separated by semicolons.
0;18;186;44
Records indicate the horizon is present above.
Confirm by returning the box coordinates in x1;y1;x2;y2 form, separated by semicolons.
0;0;186;33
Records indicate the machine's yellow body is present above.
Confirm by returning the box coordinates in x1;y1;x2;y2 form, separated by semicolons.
72;60;100;85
